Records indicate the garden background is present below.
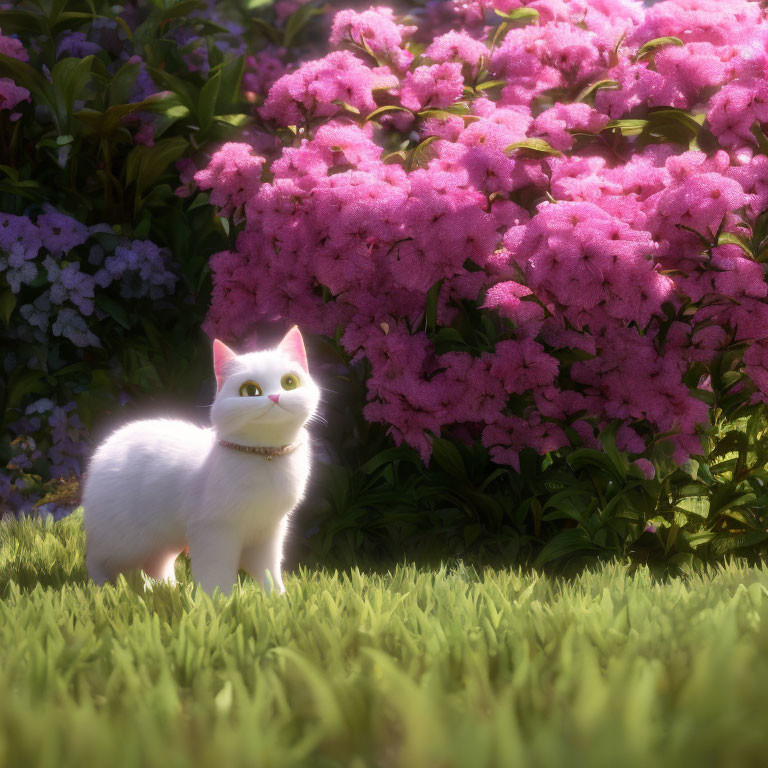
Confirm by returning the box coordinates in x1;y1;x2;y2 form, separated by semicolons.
2;0;768;576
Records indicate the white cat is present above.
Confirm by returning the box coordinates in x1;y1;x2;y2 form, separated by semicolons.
82;326;319;595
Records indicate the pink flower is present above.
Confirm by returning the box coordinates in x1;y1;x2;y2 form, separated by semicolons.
483;281;545;338
199;0;768;474
400;62;464;111
707;79;768;151
194;143;265;218
260;51;397;126
491;339;559;394
0;30;28;61
425;30;488;71
532;103;608;151
0;77;29;119
330;7;416;70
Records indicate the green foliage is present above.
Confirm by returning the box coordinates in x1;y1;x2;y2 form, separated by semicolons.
0;0;311;506
4;515;768;767
305;416;768;575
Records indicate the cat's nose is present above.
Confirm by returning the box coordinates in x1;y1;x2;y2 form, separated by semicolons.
268;394;280;403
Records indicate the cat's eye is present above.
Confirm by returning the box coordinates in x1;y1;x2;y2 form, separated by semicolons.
239;380;262;397
281;373;300;391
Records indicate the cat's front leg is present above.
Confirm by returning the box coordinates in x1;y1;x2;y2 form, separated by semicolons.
240;532;286;594
187;526;241;596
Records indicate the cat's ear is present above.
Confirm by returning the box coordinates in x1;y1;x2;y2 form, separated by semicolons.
213;339;237;390
277;326;308;372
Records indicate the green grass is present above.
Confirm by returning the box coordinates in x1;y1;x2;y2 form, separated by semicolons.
3;514;768;768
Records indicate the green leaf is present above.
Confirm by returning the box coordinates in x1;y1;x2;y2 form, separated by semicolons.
475;79;507;92
418;102;471;117
364;105;413;123
95;295;132;330
8;370;48;409
750;122;768;156
283;4;324;48
408;135;438;170
156;0;203;24
425;279;443;333
50;56;95;131
605;118;649;135
567;449;623;479
505;139;562;157
0;289;16;326
494;7;540;24
491;21;510;50
576;79;620;103
215;114;254;128
646;108;702;135
215;55;246;114
717;231;752;256
0;9;47;35
636;36;684;60
331;99;361;115
146;67;197;112
197;71;221;132
686;531;715;549
107;61;142;107
710;430;748;461
711;530;768;556
360;447;419;475
250;17;282;44
125;136;188;198
676;497;709;518
598;421;627;482
533;529;600;568
75;95;167;138
431;436;467;481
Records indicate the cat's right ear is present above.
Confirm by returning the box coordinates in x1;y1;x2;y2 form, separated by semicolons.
213;340;237;391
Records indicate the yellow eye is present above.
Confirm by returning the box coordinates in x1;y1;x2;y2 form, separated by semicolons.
239;380;262;397
281;373;300;391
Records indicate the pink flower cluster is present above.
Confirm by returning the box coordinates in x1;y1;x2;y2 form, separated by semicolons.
199;0;768;470
0;27;30;121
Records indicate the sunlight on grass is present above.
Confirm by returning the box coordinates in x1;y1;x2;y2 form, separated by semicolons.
2;513;768;767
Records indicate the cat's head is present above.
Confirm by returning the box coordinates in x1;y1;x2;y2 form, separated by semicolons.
210;327;320;445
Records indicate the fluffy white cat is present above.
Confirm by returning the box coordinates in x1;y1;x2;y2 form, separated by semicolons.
82;326;319;595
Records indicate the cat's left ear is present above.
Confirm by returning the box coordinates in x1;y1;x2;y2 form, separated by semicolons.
277;326;308;372
213;339;238;390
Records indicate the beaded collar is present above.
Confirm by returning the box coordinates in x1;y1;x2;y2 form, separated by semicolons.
218;439;302;461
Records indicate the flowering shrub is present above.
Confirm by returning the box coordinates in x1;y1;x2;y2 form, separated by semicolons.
0;0;330;516
3;0;768;571
198;0;768;568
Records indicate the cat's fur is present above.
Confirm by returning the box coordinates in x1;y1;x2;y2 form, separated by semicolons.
82;327;319;595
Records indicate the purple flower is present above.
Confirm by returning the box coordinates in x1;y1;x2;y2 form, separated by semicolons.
43;256;95;315
0;212;41;256
2;242;38;292
26;398;54;414
51;307;100;347
102;239;177;299
37;206;89;256
20;291;51;331
56;31;101;58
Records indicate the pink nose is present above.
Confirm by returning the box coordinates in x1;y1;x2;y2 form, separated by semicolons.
268;394;280;403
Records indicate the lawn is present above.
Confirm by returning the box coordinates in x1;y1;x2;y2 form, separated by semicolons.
2;513;768;768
